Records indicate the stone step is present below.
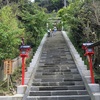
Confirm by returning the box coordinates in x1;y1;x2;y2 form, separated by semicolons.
37;67;68;70
30;85;85;91
35;72;79;76
37;66;77;70
39;63;76;67
36;68;78;72
36;71;79;76
36;69;72;72
27;95;91;100
39;63;77;68
38;65;76;69
32;81;84;86
33;78;82;82
34;74;81;79
29;90;89;96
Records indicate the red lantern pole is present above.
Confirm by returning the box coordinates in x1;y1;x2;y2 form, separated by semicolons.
22;57;25;85
88;55;95;83
82;43;95;84
20;45;31;85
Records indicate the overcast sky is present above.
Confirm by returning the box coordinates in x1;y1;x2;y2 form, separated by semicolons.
30;0;35;2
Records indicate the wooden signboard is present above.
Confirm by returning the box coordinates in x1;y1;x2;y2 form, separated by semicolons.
4;59;13;75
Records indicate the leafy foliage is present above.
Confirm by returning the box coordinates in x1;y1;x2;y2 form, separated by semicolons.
18;3;48;47
58;0;100;80
58;0;85;46
0;1;48;64
35;0;64;12
0;6;23;61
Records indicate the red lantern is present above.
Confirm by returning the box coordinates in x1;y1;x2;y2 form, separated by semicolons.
20;45;31;57
85;47;94;56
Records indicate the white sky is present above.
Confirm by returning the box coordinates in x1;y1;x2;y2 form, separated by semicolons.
30;0;35;2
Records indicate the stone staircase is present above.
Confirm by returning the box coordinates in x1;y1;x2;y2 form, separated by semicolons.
27;32;91;100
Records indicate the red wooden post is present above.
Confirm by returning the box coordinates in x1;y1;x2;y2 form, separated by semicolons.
22;57;25;85
88;55;95;83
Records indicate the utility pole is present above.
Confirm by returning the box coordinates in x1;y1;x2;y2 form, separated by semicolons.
64;0;66;7
6;0;9;5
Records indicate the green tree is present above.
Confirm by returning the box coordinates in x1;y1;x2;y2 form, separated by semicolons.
35;0;64;12
18;3;48;47
0;6;23;62
58;0;100;71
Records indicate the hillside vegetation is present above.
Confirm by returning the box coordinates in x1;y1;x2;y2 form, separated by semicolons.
0;0;48;64
0;0;49;95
